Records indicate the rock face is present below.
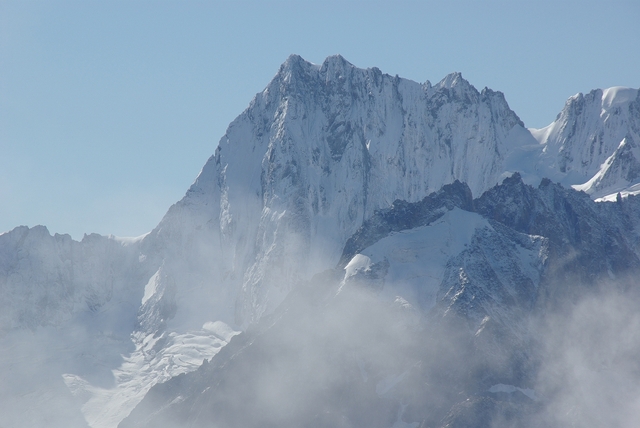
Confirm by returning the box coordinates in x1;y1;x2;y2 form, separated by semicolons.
2;55;640;428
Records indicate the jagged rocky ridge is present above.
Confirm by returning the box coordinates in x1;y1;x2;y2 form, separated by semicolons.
1;54;640;427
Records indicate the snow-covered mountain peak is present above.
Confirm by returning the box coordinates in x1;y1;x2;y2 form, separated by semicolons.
435;71;466;89
558;85;639;125
530;84;640;198
319;53;354;73
427;71;472;98
276;53;320;82
601;86;639;110
157;54;542;327
560;86;639;119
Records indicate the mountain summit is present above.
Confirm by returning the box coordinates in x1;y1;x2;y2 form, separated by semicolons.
171;54;542;326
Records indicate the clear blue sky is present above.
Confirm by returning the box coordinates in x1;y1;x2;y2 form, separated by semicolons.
1;0;639;239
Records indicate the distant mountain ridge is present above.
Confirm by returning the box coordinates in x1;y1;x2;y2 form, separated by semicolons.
1;54;639;428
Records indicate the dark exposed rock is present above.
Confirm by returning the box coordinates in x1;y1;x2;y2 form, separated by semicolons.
339;180;474;267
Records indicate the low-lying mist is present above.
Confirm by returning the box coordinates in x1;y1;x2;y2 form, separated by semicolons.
532;285;640;428
123;269;508;427
123;269;640;428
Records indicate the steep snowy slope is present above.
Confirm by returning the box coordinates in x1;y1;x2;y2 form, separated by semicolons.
530;86;640;199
